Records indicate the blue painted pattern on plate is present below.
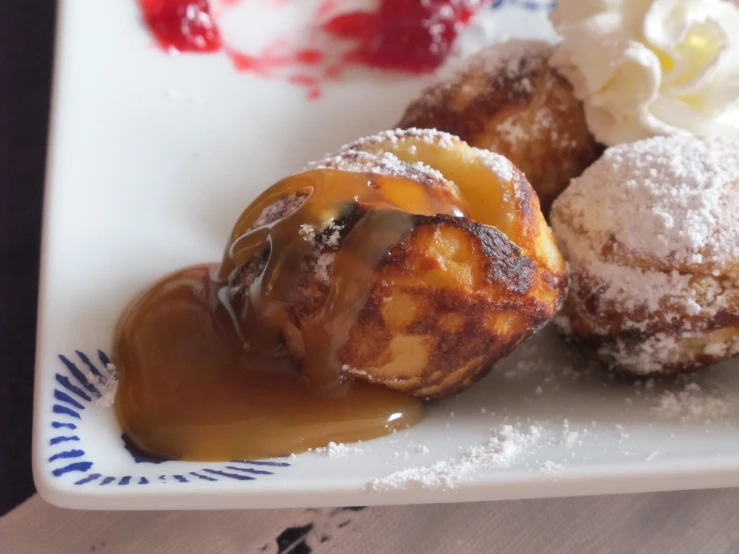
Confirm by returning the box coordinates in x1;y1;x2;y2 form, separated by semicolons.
47;350;291;486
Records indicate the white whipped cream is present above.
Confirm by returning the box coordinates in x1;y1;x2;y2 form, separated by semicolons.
550;0;739;146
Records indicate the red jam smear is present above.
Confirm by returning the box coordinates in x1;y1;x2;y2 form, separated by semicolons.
138;0;483;96
140;0;221;52
324;0;479;74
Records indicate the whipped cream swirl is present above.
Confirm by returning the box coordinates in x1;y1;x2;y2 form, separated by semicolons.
550;0;739;146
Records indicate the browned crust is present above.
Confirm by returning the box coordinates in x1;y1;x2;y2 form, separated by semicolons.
396;41;602;215
399;44;553;142
230;208;565;398
326;128;566;281
557;270;739;376
228;134;568;397
338;214;563;398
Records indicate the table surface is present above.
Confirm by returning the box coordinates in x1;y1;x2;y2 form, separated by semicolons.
0;2;56;516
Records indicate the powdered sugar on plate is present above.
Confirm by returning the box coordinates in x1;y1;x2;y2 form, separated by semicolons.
538;460;564;475
561;420;583;448
94;363;119;408
313;441;365;458
368;424;542;491
652;382;734;421
73;360;118;408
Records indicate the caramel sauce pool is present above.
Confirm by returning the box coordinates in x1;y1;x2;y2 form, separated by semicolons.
114;170;469;461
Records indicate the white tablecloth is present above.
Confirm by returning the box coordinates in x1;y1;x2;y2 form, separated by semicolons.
3;490;739;553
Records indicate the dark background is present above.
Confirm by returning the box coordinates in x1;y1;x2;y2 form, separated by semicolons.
0;2;57;516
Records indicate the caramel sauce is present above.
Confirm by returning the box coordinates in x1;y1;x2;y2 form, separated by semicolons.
114;170;468;461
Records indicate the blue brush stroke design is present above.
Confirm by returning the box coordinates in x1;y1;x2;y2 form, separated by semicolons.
52;405;81;419
98;349;112;367
58;354;100;397
225;465;273;476
54;389;86;411
55;374;92;402
50;436;80;445
100;476;116;486
234;459;291;467
490;0;556;9
75;350;104;378
52;422;77;430
203;469;255;481
119;476;131;485
52;461;93;477
173;475;189;483
49;449;85;462
139;477;149;485
74;473;102;485
190;472;218;482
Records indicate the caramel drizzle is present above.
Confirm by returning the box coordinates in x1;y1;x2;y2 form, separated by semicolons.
217;169;468;385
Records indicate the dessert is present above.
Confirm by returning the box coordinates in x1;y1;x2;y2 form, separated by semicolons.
299;129;567;396
113;129;566;460
551;135;739;376
550;0;739;146
397;40;601;215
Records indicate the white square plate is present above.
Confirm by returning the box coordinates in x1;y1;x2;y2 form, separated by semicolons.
33;0;739;510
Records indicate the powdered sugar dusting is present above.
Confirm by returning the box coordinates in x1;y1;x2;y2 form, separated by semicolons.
341;128;459;153
554;136;739;268
313;441;365;457
299;223;315;243
439;39;551;93
652;382;734;421
552;136;739;372
307;150;447;186
479;149;514;183
539;460;564;475
321;221;343;249
95;363;119;408
496;106;578;152
334;128;516;184
77;361;118;408
315;252;335;284
496;117;528;145
368;425;541;491
561;419;582;447
252;194;306;230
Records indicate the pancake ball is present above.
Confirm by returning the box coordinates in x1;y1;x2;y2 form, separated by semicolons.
397;39;601;215
551;135;739;376
225;129;567;398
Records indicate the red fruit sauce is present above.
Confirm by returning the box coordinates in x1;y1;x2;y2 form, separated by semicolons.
324;0;479;73
139;0;221;52
138;0;483;96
